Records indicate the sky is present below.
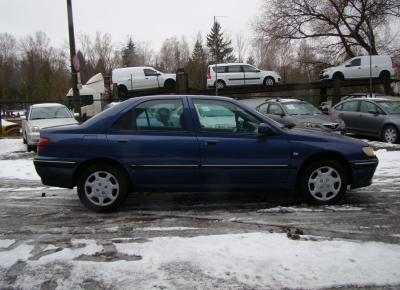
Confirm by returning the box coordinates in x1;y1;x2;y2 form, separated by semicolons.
0;0;263;52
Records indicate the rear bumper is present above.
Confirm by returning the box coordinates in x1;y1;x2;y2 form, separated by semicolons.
34;159;77;188
350;159;378;189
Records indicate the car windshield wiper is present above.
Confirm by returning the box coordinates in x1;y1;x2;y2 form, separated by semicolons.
31;117;48;120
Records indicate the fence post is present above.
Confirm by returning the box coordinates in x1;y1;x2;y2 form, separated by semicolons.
176;68;188;95
332;78;342;105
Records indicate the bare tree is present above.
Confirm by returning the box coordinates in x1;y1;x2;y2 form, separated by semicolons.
235;32;248;62
255;0;400;59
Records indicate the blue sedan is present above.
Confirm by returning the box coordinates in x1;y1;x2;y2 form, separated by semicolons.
34;95;378;212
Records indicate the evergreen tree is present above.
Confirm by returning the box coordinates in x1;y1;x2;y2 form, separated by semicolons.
206;21;236;63
122;37;137;67
246;55;256;66
186;39;208;89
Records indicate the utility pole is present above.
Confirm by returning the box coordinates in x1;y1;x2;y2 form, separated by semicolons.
66;0;81;119
369;45;372;98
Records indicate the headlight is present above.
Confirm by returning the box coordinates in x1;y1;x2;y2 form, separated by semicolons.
30;126;40;133
303;122;319;128
362;146;376;157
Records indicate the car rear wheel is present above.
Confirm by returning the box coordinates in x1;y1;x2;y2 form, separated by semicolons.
117;85;128;100
301;160;347;205
216;80;226;89
382;125;399;144
263;77;275;86
27;144;35;152
77;164;128;212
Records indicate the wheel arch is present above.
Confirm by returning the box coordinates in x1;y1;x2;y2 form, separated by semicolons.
296;151;352;187
73;158;133;190
379;70;391;79
332;71;344;80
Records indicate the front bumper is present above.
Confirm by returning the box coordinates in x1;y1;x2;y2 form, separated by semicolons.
350;159;378;189
34;159;77;188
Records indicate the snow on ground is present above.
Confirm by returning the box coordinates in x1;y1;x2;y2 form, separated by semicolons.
2;233;400;289
0;239;15;248
0;138;25;156
0;159;39;181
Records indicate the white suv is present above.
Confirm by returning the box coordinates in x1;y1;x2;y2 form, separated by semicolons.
319;55;396;81
112;67;176;98
207;63;281;89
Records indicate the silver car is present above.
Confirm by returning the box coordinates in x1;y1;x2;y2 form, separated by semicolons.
332;98;400;143
21;103;78;152
256;99;345;133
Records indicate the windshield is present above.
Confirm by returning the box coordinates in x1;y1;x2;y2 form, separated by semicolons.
30;106;73;120
282;103;322;116
376;101;400;114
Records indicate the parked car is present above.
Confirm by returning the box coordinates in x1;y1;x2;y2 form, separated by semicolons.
331;98;400;143
112;67;176;98
207;63;281;89
21;103;79;152
34;95;378;212
319;55;396;81
256;98;345;133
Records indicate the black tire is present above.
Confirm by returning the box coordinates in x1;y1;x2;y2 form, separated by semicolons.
379;70;390;80
77;164;129;213
382;125;399;144
332;72;344;81
300;159;347;205
27;144;35;152
215;80;226;89
263;76;275;86
164;79;176;89
117;85;128;99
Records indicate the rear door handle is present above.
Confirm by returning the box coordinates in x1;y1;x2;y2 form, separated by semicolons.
205;140;218;146
117;140;128;144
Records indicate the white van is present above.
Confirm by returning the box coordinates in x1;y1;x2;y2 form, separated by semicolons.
319;55;396;81
66;73;108;119
207;63;281;89
112;66;176;98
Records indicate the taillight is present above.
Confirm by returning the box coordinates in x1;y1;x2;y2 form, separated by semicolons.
207;72;211;79
37;137;50;152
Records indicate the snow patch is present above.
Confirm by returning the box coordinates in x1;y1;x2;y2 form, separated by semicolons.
257;206;323;213
0;138;25;156
0;239;15;248
140;227;199;231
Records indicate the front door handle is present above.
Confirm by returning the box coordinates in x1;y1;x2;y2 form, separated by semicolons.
117;140;128;144
205;140;218;146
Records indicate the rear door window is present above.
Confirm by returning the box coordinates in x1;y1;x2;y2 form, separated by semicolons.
112;99;186;132
268;104;284;115
227;65;243;73
341;101;359;112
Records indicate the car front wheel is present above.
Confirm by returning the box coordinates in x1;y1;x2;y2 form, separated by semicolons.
263;77;275;86
301;160;347;205
382;125;399;144
77;164;128;212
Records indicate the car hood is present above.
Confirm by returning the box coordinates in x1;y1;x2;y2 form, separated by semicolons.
163;73;176;80
286;127;367;146
28;118;78;129
287;114;341;124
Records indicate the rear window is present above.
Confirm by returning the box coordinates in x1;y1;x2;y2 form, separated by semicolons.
336;101;358;112
212;66;226;73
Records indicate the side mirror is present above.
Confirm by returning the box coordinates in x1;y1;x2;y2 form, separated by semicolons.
368;110;379;115
345;64;352;67
284;122;296;129
255;70;261;73
74;113;79;118
258;123;276;136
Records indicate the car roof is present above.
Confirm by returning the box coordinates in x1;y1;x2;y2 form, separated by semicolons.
265;98;304;103
127;95;236;103
343;97;390;101
30;103;65;108
208;63;249;67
